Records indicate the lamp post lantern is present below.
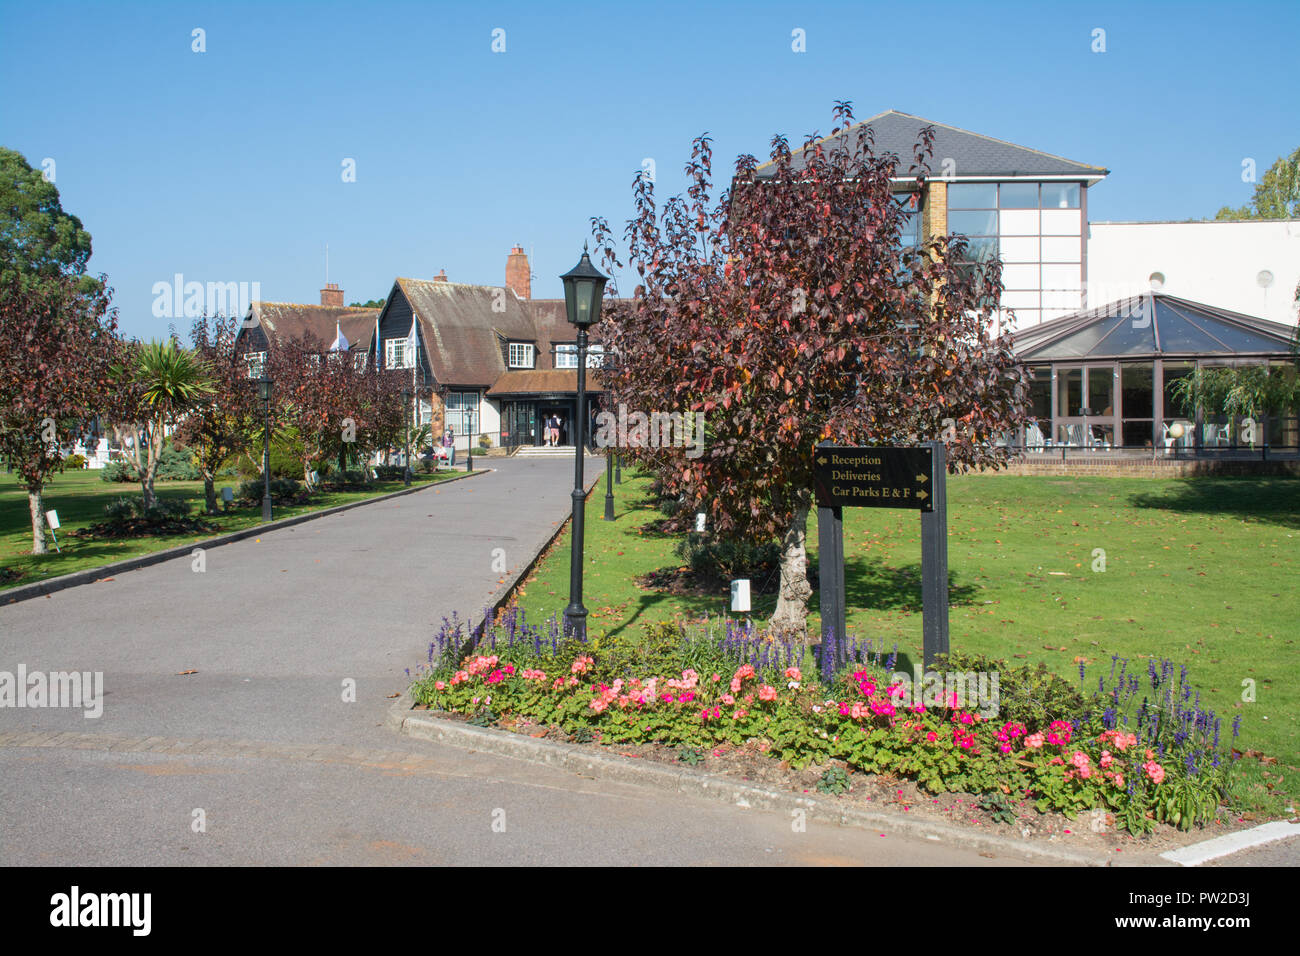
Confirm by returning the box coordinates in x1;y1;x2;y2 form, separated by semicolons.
465;401;474;472
258;375;273;521
559;243;609;639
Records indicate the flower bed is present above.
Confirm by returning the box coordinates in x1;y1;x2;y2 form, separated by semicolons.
409;609;1240;835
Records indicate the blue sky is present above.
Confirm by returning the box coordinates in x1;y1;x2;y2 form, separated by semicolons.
2;0;1296;339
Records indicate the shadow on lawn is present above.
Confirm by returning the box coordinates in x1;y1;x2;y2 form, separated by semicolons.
838;555;979;614
1128;477;1300;529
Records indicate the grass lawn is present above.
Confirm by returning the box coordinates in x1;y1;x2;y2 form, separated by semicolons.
1;467;463;591
516;471;1300;808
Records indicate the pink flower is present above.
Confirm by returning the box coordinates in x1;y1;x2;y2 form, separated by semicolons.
729;678;742;693
758;685;777;702
434;680;446;691
1099;751;1113;769
722;694;735;706
1024;733;1044;749
926;732;938;742
485;670;504;684
784;667;802;681
1144;761;1165;785
999;743;1012;754
1071;751;1090;769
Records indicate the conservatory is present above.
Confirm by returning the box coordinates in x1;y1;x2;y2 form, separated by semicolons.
1010;293;1298;456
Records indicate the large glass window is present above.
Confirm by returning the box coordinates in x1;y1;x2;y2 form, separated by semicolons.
896;191;920;247
999;183;1039;208
1087;366;1115;417
949;210;998;236
1121;363;1154;448
1057;368;1083;417
1041;183;1081;209
948;183;997;207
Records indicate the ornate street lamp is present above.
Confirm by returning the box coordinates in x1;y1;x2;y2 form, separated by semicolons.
258;375;273;520
401;387;412;486
559;243;609;639
465;401;474;472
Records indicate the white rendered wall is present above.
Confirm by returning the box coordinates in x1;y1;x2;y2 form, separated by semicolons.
1087;220;1300;326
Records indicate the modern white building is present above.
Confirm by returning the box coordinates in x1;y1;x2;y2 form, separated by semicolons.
1086;220;1300;328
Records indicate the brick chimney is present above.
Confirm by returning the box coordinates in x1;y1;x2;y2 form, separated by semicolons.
505;245;530;299
320;282;344;307
433;269;448;282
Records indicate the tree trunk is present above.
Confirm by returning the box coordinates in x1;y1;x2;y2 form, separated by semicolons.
140;424;163;511
303;459;314;492
768;500;813;637
203;470;217;515
28;487;47;555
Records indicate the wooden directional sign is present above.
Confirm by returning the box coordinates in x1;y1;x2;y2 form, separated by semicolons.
815;442;949;668
813;445;935;512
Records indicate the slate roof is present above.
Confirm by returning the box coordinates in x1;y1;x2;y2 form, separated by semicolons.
397;278;535;387
242;302;377;352
754;110;1108;183
1011;293;1298;361
390;283;612;392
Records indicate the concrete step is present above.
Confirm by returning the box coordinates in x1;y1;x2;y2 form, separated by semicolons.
512;445;595;458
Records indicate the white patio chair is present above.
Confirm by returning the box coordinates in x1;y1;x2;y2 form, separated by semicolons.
1026;422;1046;450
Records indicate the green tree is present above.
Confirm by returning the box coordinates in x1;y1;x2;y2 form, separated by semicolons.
106;340;215;509
1215;147;1300;220
0;147;96;290
348;299;385;309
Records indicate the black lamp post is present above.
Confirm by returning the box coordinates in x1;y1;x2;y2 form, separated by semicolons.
258;375;273;520
401;388;412;486
465;402;474;472
559;243;609;639
615;453;621;484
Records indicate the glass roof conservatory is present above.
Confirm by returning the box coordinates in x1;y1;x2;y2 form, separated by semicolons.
1010;294;1298;455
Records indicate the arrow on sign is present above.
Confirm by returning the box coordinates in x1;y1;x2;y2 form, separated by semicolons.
817;456;828;465
916;473;929;483
916;490;929;500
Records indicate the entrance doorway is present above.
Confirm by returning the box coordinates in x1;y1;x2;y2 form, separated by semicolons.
539;405;571;446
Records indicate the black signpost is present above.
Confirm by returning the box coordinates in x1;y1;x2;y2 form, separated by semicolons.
814;441;949;669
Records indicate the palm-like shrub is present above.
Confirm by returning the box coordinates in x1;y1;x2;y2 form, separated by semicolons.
107;340;213;509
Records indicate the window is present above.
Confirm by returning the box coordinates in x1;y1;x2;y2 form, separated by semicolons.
555;344;605;369
1041;183;1081;209
385;336;414;369
418;398;432;426
508;342;535;369
244;351;266;378
445;391;478;432
896;191;920;247
353;351;368;371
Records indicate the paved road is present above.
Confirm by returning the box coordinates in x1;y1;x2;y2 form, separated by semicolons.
0;458;1040;865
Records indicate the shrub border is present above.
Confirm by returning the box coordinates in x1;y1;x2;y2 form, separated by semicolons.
3;469;486;606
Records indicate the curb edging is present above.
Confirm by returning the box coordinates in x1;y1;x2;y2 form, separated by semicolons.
3;468;487;607
387;693;1112;867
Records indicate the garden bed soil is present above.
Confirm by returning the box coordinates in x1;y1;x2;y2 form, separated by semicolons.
70;516;220;539
415;705;1264;858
